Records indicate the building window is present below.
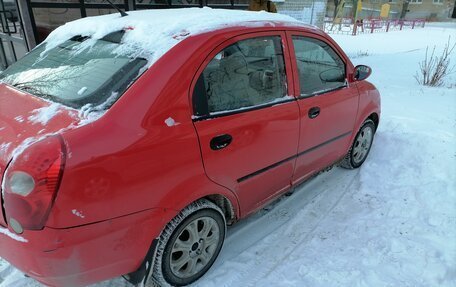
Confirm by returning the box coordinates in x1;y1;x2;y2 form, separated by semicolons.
433;0;444;4
409;0;423;4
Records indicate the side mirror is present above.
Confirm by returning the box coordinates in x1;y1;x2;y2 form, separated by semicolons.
354;65;372;81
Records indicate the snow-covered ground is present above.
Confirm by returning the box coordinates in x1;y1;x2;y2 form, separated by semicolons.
1;22;455;287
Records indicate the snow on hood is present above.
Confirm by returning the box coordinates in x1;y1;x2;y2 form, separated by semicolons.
43;7;304;67
27;102;62;125
0;226;27;242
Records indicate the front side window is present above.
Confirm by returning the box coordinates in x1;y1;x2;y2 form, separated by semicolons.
194;36;288;116
0;31;147;109
292;36;346;98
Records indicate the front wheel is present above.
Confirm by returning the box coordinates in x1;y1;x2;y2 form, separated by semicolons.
340;119;376;169
151;199;226;286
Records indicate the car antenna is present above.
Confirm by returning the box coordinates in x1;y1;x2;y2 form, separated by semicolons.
104;0;128;17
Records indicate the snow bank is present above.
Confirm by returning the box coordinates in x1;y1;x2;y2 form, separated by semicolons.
43;8;303;67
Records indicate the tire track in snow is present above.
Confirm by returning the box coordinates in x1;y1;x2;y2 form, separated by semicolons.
192;172;338;287
240;169;362;287
195;168;361;287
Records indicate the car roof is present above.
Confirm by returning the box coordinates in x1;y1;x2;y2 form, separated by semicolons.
42;8;321;68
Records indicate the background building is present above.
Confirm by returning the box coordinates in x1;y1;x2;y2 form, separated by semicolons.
406;0;455;20
326;0;455;20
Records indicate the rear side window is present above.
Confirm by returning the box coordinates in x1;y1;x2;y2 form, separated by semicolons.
193;36;288;116
292;36;346;97
0;32;147;109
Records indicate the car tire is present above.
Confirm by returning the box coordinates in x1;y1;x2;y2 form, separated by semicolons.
340;119;376;169
152;199;226;286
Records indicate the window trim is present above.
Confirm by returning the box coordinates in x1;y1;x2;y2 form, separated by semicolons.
297;81;349;100
191;31;295;121
288;34;348;100
192;97;296;121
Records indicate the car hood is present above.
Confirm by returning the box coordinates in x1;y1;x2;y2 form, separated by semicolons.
0;83;81;174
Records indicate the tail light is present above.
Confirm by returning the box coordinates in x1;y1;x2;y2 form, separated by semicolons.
2;136;66;233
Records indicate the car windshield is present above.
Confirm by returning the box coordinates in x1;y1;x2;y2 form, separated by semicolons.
0;32;147;109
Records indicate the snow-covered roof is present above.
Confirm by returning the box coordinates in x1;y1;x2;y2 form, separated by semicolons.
43;7;305;67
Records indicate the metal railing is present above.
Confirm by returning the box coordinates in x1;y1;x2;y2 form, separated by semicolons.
0;0;28;69
324;17;426;35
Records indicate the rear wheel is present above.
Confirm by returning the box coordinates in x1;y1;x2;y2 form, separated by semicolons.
340;119;375;169
152;199;226;286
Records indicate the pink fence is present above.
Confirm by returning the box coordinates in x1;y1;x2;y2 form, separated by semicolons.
324;18;426;35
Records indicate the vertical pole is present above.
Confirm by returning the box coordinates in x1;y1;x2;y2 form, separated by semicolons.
0;0;7;69
79;0;87;18
412;20;415;29
125;0;135;11
0;42;7;70
386;20;390;32
310;0;315;26
17;0;37;50
352;0;358;35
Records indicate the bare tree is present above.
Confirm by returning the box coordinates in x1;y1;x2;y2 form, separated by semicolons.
415;37;455;87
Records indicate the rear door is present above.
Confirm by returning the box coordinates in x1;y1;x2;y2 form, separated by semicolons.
192;32;300;216
287;32;359;184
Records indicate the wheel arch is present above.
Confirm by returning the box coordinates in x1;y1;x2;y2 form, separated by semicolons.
368;112;379;131
203;194;237;225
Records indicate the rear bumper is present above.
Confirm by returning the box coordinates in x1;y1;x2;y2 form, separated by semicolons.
0;209;163;287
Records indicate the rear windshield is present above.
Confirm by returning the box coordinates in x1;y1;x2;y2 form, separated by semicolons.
0;32;147;109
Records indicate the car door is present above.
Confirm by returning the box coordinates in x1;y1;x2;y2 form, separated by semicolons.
287;32;359;184
192;32;300;216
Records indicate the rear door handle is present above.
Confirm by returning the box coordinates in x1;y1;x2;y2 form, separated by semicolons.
308;107;320;119
210;134;233;150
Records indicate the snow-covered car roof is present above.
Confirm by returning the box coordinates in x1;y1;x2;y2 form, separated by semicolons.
43;7;310;68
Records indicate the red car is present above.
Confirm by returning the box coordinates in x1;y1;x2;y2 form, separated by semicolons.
0;9;380;287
